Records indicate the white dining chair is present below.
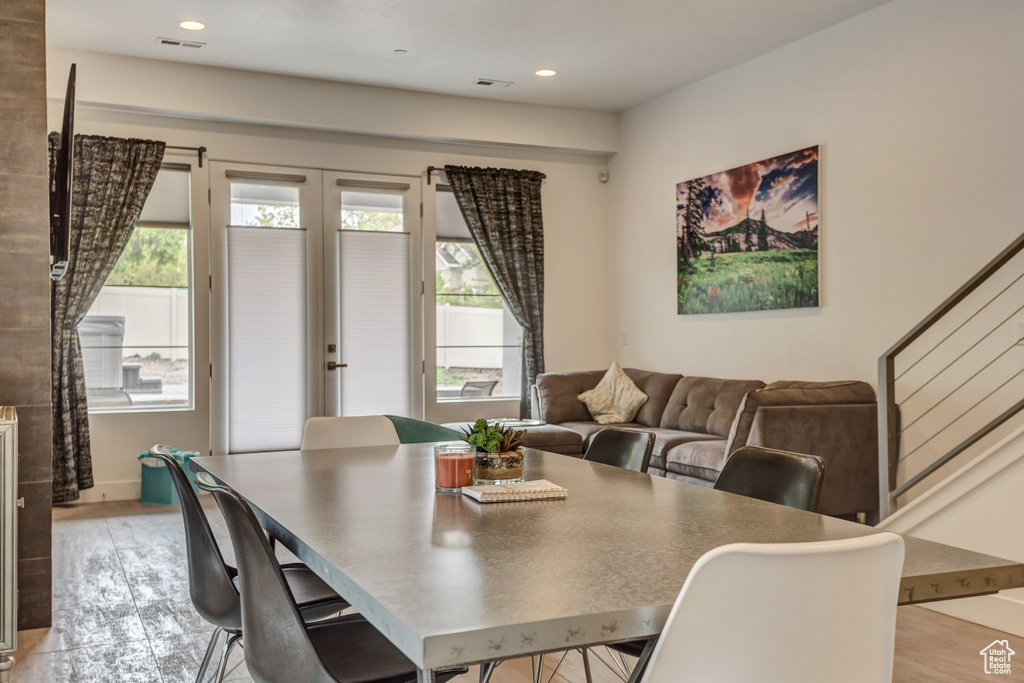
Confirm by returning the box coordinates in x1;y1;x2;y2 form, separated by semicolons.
300;416;401;450
640;532;905;683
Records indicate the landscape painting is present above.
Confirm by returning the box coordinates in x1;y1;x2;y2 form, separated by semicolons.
677;146;819;315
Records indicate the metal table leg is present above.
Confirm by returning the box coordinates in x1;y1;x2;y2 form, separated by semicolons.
417;668;436;683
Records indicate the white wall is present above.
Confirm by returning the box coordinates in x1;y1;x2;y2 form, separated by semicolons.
48;49;614;501
607;0;1024;385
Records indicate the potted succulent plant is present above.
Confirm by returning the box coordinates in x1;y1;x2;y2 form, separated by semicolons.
461;419;528;484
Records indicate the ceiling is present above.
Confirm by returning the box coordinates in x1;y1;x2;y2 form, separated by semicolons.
46;0;892;113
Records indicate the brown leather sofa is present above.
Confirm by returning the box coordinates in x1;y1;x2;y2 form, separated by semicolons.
530;369;878;518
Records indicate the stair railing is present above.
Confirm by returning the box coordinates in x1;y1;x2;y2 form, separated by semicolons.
878;233;1024;520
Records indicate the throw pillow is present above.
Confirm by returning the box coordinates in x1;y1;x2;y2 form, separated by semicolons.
578;362;648;424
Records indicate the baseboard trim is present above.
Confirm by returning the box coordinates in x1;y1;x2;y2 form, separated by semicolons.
922;593;1024;638
75;480;140;503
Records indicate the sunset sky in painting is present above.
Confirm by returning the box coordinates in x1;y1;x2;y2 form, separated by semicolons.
677;146;818;234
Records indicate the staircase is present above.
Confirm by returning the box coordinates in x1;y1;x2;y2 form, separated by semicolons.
876;233;1024;635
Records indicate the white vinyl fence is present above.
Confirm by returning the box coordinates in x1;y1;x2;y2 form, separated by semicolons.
436;304;503;368
86;286;189;361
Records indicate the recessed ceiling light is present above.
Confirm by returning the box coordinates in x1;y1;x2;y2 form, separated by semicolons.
179;20;205;31
535;69;557;77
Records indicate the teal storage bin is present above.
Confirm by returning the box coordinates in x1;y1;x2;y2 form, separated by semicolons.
138;448;201;505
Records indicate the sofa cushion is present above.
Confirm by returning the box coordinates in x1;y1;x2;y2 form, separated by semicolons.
621;370;683;427
664;439;729;481
536;371;606;424
560;421;641;449
561;422;716;471
660;377;765;437
578;363;649;424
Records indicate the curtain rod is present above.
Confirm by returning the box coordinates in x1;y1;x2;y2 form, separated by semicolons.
165;145;207;168
426;166;439;185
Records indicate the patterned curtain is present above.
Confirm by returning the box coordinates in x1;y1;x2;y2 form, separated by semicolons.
444;165;546;418
50;134;165;503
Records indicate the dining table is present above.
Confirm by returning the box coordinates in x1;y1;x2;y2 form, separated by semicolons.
191;443;1024;683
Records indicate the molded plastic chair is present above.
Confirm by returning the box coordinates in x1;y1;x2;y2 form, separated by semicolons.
583;428;656;474
300;416;401;451
639;533;905;683
198;474;467;683
384;415;462;443
713;445;825;512
148;445;346;682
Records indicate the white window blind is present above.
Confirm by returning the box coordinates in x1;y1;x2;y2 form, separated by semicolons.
228;226;308;452
436;187;473;240
338;230;411;416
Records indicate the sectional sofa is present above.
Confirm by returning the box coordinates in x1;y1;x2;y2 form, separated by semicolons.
529;369;878;519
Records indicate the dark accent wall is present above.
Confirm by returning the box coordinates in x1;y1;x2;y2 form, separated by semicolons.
0;0;53;630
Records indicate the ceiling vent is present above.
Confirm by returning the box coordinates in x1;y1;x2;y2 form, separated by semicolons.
156;37;206;49
475;78;514;88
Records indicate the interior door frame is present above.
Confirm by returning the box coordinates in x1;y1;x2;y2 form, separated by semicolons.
210;161;324;455
322;171;424;419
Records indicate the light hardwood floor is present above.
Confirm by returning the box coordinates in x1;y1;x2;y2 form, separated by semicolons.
10;500;1022;681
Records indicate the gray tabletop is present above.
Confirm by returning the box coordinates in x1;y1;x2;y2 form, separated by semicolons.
192;445;1024;670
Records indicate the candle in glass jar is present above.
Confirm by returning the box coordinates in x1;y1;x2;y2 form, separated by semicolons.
434;443;476;493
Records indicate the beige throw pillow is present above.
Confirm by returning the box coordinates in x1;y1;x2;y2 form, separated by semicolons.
578;362;648;424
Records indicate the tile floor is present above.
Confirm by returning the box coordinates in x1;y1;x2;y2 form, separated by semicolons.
10;500;1024;682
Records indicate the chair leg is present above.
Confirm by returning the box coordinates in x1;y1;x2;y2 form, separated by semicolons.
195;627;223;683
212;632;242;683
544;651;570;683
581;648;594;683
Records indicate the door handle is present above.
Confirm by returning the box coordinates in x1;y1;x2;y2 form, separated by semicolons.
327;362;347;370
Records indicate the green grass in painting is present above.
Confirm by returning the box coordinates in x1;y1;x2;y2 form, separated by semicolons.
678;250;818;314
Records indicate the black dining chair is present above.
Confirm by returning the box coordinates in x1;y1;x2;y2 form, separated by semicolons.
149;445;348;683
713;445;826;512
197;472;467;683
594;446;827;682
582;427;656;473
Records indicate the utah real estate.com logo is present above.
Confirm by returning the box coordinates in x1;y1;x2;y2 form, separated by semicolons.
980;640;1014;675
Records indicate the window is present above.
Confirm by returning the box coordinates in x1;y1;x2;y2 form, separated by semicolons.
80;166;193;410
435;187;522;400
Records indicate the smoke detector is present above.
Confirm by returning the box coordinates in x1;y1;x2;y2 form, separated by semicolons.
156;37;206;49
475;78;514;88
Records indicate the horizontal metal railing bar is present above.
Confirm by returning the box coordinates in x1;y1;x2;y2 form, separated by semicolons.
899;363;1024;464
79;346;189;350
899;339;1019;435
892;395;1024;499
895;269;1024;382
436;345;520;349
882;232;1024;360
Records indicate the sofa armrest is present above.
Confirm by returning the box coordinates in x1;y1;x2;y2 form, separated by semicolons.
726;380;875;455
723;380;878;517
534;371;605;423
742;404;878;516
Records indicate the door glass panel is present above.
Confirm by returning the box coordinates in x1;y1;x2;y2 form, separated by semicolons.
341;190;403;232
231;183;301;228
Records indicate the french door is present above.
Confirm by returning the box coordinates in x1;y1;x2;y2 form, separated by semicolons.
322;171;422;419
211;163;421;455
